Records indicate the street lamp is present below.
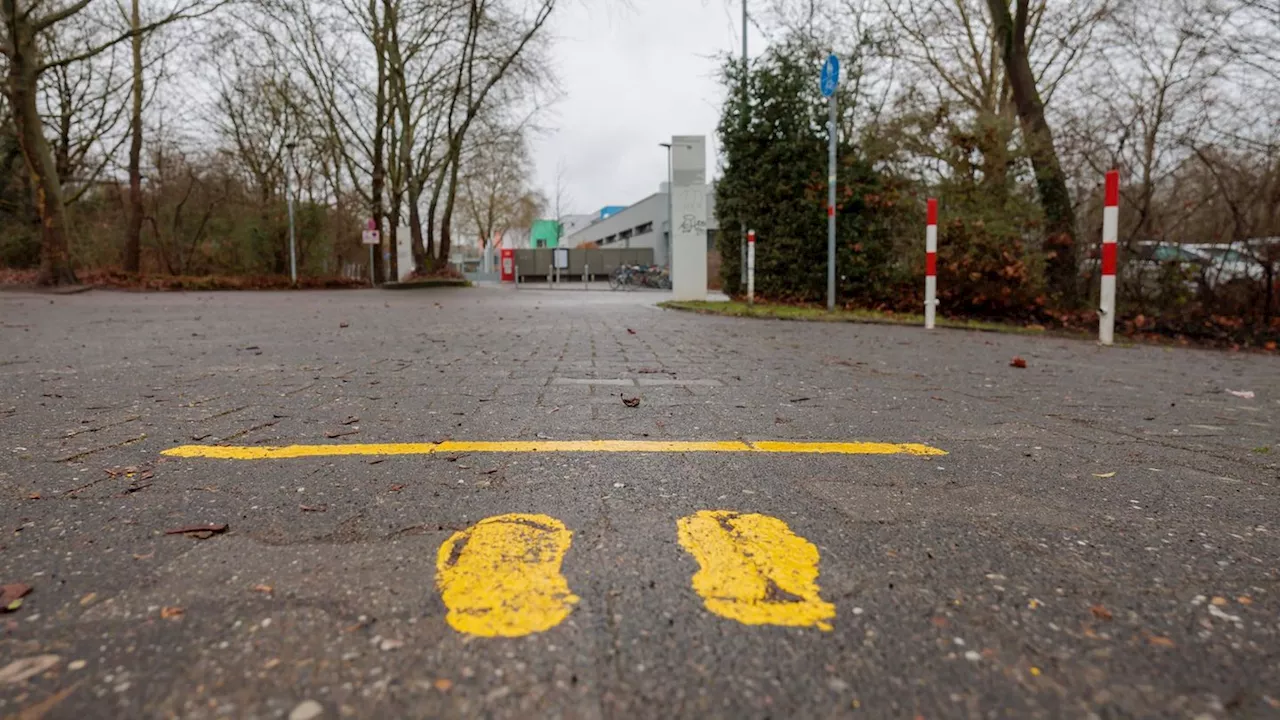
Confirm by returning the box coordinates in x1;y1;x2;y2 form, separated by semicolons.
659;142;673;267
285;141;298;286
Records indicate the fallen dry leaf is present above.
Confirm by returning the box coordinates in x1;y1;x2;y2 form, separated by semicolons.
252;584;274;595
0;655;60;685
325;429;359;439
388;484;405;493
434;678;453;692
263;658;281;670
26;492;39;500
626;328;636;335
1092;472;1116;479
621;395;641;408
1;583;32;612
160;606;184;620
1090;604;1113;621
339;322;349;328
1238;596;1253;605
165;520;227;532
1148;635;1176;648
342;416;360;425
164;523;228;538
1010;356;1027;369
299;504;328;513
1211;596;1228;606
79;592;96;606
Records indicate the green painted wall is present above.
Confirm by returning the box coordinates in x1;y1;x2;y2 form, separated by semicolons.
530;219;561;248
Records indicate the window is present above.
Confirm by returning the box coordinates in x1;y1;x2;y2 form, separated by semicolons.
605;235;616;244
635;222;653;235
619;229;633;240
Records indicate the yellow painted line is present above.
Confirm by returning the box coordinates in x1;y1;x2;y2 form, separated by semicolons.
676;510;835;631
435;513;580;638
750;440;946;456
161;439;946;459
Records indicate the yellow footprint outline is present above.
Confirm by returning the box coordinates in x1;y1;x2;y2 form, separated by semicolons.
677;510;835;630
436;513;580;637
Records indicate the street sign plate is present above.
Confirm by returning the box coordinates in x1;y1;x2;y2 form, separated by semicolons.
820;54;839;97
552;247;570;269
362;230;380;245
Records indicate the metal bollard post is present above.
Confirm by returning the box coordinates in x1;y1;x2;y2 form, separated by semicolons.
515;265;520;290
585;263;589;290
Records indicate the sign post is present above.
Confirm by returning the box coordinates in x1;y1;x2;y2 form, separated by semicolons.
821;54;839;311
362;219;379;285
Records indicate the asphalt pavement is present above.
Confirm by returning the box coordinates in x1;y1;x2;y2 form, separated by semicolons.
1;285;1277;719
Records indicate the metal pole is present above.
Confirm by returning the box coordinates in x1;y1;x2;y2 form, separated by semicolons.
367;245;374;286
286;152;297;286
1100;170;1120;345
666;147;673;269
747;229;755;304
925;199;938;329
740;0;749;290
827;94;837;311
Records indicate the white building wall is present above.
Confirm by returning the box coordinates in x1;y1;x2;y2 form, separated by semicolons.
565;193;669;266
565;186;719;268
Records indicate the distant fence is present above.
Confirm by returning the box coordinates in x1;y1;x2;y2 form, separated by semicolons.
513;248;655;279
341;262;367;281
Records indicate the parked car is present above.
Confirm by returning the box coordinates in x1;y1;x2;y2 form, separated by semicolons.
1080;241;1206;294
1181;242;1261;285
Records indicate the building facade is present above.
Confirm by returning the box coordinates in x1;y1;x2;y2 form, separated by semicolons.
564;183;718;268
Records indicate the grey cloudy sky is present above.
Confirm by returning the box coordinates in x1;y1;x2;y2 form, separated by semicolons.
529;1;768;217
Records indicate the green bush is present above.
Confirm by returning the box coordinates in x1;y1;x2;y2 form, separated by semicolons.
715;39;907;305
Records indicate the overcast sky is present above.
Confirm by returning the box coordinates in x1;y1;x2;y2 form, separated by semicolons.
529;1;769;217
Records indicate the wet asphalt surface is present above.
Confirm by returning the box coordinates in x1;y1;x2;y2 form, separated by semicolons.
1;286;1278;719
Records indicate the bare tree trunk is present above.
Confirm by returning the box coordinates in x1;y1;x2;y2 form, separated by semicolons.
986;0;1079;305
408;181;424;271
3;6;78;286
124;0;144;273
368;0;388;284
425;170;444;267
438;143;462;266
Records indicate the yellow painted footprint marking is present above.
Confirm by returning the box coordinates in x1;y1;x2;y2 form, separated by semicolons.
677;510;835;631
436;513;579;637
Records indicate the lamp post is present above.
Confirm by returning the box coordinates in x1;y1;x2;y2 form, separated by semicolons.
285;141;298;286
659;142;673;268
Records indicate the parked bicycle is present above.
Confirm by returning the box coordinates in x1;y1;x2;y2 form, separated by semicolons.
608;264;672;290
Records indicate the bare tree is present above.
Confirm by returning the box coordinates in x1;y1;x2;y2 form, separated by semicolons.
460;121;536;254
431;0;555;269
985;0;1082;303
1;0;221;284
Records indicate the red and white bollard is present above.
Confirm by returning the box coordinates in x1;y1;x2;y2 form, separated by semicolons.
1099;170;1119;345
746;229;756;304
925;198;938;329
